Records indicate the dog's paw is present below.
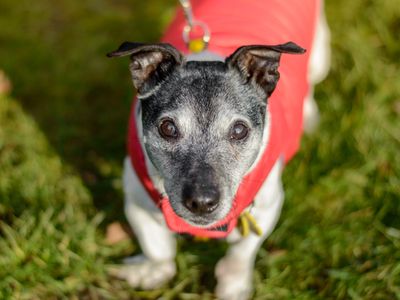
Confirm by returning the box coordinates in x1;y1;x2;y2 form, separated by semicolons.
215;256;253;300
110;255;176;289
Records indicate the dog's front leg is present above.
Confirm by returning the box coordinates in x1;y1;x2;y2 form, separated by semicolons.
215;160;285;300
116;157;177;289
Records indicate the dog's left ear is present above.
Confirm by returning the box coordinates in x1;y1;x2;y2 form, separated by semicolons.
226;42;305;97
107;42;184;95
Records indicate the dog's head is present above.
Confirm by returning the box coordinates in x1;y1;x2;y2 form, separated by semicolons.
108;42;304;227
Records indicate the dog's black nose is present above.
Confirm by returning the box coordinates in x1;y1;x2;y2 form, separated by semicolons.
182;185;220;215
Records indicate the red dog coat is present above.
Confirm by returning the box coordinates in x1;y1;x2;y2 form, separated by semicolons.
128;0;320;238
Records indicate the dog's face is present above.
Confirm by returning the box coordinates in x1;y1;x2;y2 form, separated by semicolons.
108;42;304;227
141;61;267;227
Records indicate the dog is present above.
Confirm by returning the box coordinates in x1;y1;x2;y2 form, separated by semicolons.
108;0;330;299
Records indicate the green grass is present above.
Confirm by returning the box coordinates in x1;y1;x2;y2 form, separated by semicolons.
0;0;399;299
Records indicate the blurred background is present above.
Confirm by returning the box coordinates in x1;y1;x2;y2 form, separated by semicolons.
0;0;399;299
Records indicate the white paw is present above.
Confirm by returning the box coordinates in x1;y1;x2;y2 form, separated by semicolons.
110;255;176;289
215;257;253;300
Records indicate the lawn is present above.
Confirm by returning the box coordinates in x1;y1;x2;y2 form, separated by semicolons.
0;0;399;299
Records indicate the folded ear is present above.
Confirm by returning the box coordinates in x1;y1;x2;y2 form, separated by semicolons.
226;42;305;97
107;42;185;95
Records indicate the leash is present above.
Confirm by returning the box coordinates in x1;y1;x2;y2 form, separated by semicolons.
179;0;210;53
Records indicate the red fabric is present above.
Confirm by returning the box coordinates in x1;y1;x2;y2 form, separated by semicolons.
128;0;320;238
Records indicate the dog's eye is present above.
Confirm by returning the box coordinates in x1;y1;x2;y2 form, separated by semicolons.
159;119;179;140
230;122;249;141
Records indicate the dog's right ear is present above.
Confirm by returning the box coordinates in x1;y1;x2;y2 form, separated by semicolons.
226;42;305;97
107;42;185;95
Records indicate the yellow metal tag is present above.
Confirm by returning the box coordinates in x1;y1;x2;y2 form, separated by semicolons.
188;38;206;53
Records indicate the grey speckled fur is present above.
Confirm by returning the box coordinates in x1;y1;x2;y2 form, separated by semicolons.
141;60;267;226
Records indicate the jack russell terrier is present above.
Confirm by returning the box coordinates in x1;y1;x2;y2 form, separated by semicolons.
108;0;330;299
